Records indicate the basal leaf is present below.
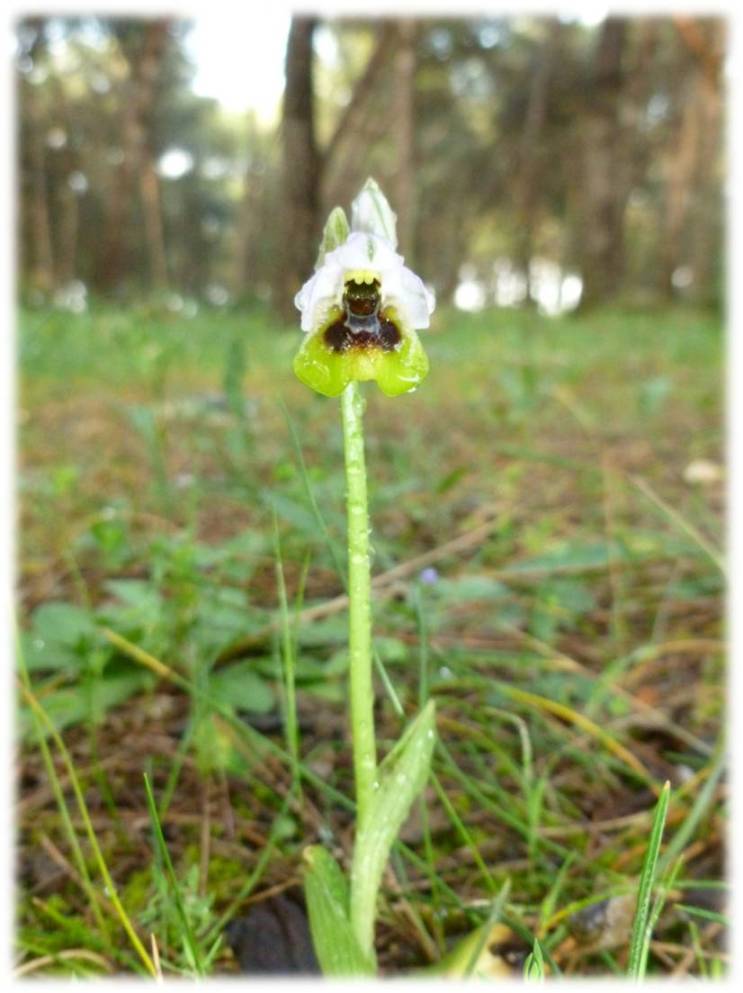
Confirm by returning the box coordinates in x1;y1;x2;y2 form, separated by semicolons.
302;846;374;977
31;602;96;645
21;602;101;674
209;661;275;714
350;700;436;955
19;672;151;740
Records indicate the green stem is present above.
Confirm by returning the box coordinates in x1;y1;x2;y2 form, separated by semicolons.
341;382;377;831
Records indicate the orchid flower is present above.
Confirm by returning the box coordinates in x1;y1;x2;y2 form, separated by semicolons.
293;179;435;397
295;182;438;975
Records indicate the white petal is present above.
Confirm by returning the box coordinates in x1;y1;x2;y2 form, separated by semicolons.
381;265;435;330
401;267;436;329
294;230;435;334
295;258;343;332
294;273;316;316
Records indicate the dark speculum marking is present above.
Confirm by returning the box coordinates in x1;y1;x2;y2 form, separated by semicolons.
324;320;353;352
323;277;402;353
324;315;401;353
378;318;402;349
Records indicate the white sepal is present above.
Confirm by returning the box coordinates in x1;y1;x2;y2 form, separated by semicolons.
351;178;398;249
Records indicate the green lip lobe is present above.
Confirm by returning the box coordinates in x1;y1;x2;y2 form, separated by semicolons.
294;276;429;398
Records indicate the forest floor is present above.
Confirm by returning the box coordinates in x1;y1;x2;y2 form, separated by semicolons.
16;302;726;978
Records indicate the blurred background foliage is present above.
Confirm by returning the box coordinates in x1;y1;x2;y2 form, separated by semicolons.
16;14;724;319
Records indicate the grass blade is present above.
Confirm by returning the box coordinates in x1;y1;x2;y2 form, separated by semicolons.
273;514;300;787
627;780;671;979
463;879;511;977
524;937;545;981
17;643;110;943
18;677;156;977
658;743;725;875
142;773;205;977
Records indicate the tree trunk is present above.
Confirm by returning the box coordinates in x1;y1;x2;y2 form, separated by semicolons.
577;18;629;309
96;19;169;292
661;17;724;304
659;72;703;296
139;157;169;291
26;93;55;295
392;20;417;259
690;60;723;306
276;16;320;320
56;180;79;288
513;19;560;302
233;122;258;300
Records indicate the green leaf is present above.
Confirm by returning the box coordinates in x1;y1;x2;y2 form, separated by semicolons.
265;491;323;536
638;375;672;416
19;672;151;740
302;846;374;977
374;636;408;664
21;602;98;673
436;575;511;604
505;540;626;574
102;579;163;623
423;919;515;978
209;661;275;714
350;701;436;955
32;602;96;645
296;616;348;647
192;713;250;777
223;334;248;420
436;465;468;494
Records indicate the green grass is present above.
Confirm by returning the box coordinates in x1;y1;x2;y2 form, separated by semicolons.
627;781;671;979
16;300;725;977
